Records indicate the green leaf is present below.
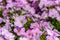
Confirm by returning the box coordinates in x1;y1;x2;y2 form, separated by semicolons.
10;18;14;24
40;35;46;40
40;27;44;31
0;22;5;27
24;18;33;31
14;35;20;40
0;10;3;17
10;26;20;40
58;36;60;40
47;17;60;31
8;12;13;16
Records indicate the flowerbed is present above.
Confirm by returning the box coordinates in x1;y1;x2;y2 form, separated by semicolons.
0;0;60;40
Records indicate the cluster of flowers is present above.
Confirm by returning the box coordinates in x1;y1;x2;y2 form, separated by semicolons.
0;0;60;40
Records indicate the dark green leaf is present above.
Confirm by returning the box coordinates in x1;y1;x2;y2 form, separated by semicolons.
47;17;60;31
40;35;46;40
24;18;33;31
0;22;5;27
0;10;3;17
10;18;14;24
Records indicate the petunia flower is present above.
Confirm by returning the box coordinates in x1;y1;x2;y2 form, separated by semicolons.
14;16;27;28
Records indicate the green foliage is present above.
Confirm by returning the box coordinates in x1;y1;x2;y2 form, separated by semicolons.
47;6;55;9
40;35;46;40
0;10;3;17
10;18;14;24
8;12;13;16
11;26;20;40
58;36;60;40
14;35;20;40
24;18;33;31
48;17;60;31
40;27;44;31
0;22;5;27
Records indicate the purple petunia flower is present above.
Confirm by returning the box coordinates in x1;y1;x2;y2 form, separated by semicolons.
0;0;2;2
0;37;4;40
14;27;26;36
30;22;40;29
49;9;59;18
14;16;27;28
